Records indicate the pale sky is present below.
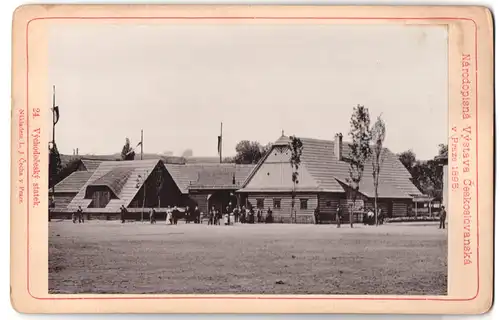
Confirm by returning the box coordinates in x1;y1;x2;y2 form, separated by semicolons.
48;23;448;160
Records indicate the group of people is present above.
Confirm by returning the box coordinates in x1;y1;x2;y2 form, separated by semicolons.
203;205;275;226
362;208;385;226
314;206;344;227
72;206;85;223
77;202;448;229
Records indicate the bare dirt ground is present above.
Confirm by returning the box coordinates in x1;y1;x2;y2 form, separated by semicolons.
49;221;447;295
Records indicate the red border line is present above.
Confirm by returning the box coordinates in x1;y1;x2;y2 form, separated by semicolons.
26;16;479;302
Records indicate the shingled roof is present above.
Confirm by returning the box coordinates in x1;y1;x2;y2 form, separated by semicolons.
53;171;94;193
80;159;103;171
165;163;255;193
67;159;162;212
87;167;135;198
240;136;422;199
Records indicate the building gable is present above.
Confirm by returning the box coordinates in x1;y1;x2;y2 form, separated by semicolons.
242;144;320;192
67;159;162;211
240;135;422;198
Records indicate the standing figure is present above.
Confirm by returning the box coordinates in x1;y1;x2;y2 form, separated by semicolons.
266;207;273;224
439;205;447;229
240;206;247;224
249;207;255;224
215;209;221;225
166;205;173;225
150;208;156;224
194;206;201;224
246;206;252;224
377;208;384;225
257;209;263;223
185;206;191;224
76;206;84;223
172;206;180;225
120;205;127;223
336;205;342;228
225;205;231;225
314;206;320;225
233;206;240;223
208;206;215;225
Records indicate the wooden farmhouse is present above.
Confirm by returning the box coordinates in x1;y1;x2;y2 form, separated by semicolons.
51;159;103;209
165;163;254;214
55;159;254;220
65;159;184;219
51;134;425;224
237;133;423;223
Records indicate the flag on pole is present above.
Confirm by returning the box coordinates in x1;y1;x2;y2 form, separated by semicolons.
217;136;222;154
126;141;142;155
53;106;60;125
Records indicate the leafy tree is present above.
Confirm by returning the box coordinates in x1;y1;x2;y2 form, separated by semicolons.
411;159;443;198
398;149;417;172
398;145;447;199
182;149;193;158
371;115;386;226
289;136;303;223
49;143;63;191
50;157;80;188
222;156;236;163
346;105;372;228
121;138;135;160
437;144;448;158
234;140;269;164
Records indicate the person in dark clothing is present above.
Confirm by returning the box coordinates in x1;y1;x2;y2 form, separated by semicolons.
120;205;127;223
208;206;215;225
314;206;320;224
377;208;384;225
76;206;84;224
233;206;240;223
185;206;191;223
336;206;342;228
266;207;273;224
439;205;447;229
240;206;247;224
249;208;255;224
215;209;221;225
257;209;263;223
150;208;156;224
194;206;201;224
172;206;180;225
225;205;231;225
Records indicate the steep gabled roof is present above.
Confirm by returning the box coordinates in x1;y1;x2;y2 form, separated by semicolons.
165;163;255;193
87;167;135;198
67;159;162;212
241;136;422;199
80;159;103;171
53;171;94;193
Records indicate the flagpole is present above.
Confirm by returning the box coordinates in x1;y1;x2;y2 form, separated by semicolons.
52;85;56;147
141;129;143;160
220;122;223;164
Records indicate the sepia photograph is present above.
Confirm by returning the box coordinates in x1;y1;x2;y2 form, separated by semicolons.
9;2;498;314
45;21;450;296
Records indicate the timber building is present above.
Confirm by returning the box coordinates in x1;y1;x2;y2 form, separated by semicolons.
237;133;423;223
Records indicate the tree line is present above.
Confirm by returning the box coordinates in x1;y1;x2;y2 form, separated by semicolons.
397;144;447;198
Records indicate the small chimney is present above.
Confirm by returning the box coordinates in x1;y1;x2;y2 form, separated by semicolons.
334;133;343;161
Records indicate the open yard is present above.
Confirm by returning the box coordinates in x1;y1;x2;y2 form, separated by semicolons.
49;221;447;295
